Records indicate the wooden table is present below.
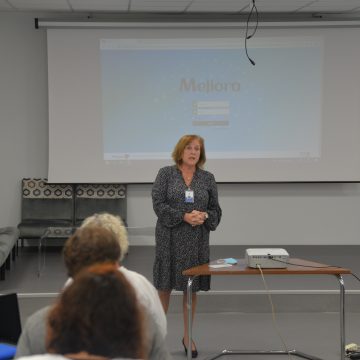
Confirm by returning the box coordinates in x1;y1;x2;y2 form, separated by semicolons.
183;258;351;360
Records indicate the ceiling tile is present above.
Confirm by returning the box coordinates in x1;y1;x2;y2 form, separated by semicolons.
130;0;190;12
300;0;360;12
8;0;70;11
188;0;248;13
253;0;315;13
130;5;188;12
69;0;129;12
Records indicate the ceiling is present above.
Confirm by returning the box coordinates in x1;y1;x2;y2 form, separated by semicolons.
1;0;360;19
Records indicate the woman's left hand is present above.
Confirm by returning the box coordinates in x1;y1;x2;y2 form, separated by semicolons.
191;210;207;226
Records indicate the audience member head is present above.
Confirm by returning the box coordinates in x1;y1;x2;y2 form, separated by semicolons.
81;213;129;261
46;263;145;359
63;226;121;278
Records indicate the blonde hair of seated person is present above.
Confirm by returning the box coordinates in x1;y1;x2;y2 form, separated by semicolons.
81;213;129;260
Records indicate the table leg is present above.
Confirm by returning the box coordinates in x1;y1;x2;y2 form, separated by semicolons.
336;275;345;360
186;274;345;360
187;276;195;360
38;228;49;277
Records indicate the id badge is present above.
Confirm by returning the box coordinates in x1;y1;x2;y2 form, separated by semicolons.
185;189;194;203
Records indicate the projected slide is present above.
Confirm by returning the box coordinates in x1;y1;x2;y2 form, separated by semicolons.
100;37;322;161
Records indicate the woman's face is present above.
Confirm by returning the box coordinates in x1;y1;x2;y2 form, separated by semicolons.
181;139;201;167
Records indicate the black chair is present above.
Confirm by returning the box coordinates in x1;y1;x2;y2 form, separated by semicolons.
0;293;21;360
17;178;74;244
74;184;127;226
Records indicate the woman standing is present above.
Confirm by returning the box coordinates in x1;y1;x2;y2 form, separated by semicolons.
152;134;222;358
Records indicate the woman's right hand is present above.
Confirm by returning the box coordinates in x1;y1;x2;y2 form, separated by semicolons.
184;211;204;227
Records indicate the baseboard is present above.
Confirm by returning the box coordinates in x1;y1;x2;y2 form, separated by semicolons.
168;291;360;313
17;291;360;325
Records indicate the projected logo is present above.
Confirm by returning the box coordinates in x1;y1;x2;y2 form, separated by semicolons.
180;78;240;93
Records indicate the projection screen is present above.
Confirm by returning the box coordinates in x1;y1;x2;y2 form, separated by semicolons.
47;26;360;183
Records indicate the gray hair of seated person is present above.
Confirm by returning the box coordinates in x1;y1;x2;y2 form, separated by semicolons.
81;213;129;261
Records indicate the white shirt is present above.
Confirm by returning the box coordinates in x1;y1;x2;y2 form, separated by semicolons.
17;354;141;360
119;266;167;338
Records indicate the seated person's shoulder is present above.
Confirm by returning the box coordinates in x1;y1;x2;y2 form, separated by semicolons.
119;267;155;290
17;354;65;360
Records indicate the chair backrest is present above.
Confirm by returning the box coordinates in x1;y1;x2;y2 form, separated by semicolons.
21;178;74;223
0;343;17;360
0;293;21;344
74;184;127;226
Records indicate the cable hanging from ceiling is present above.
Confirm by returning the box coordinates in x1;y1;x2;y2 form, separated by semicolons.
245;0;259;66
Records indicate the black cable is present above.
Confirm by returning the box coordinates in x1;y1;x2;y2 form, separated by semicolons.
245;0;258;66
268;257;360;285
268;256;343;269
246;0;259;40
351;272;360;283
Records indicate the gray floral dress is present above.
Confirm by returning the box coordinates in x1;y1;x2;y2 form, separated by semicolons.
152;165;222;292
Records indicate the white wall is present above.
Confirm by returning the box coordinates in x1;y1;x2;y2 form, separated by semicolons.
1;12;360;245
127;183;360;245
0;13;48;228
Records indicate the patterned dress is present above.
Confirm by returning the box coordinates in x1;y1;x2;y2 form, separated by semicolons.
152;165;222;292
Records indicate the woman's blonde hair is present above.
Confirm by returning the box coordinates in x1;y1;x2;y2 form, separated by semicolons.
172;134;206;168
81;213;129;261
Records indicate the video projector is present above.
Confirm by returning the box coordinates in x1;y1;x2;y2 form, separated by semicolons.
245;248;289;268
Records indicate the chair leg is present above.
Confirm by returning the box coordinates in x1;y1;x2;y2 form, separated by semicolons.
0;264;5;280
5;255;11;270
12;246;16;261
